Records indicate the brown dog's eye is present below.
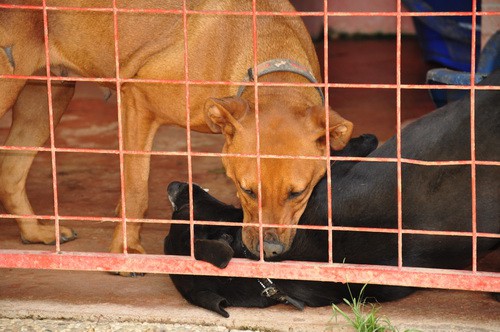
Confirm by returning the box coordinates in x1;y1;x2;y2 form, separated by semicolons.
242;187;256;199
288;190;305;200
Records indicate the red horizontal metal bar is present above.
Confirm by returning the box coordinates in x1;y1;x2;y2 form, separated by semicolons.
0;250;498;292
0;145;498;167
399;159;499;166
184;10;500;18
1;212;498;240
0;3;498;17
2;73;500;91
2;79;499;94
0;213;121;223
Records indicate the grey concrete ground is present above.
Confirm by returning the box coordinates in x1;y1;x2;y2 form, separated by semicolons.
1;253;499;332
0;318;256;332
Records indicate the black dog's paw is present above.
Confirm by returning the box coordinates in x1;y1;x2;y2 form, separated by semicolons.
194;239;234;268
191;290;231;318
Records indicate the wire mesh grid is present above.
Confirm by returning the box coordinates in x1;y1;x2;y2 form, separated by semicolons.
0;0;499;292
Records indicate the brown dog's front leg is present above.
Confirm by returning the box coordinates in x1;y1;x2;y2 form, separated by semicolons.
0;80;76;245
109;90;159;274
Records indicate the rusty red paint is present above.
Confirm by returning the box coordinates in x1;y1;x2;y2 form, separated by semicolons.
41;0;61;251
3;72;500;92
469;0;479;273
110;0;129;254
0;143;499;169
0;1;498;294
0;210;499;241
0;2;495;19
251;0;265;262
0;250;498;292
181;0;196;259
395;0;403;270
323;0;334;265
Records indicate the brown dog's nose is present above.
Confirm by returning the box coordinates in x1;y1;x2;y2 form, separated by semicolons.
258;231;285;257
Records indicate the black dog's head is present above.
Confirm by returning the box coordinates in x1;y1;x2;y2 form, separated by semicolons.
167;181;243;227
165;182;244;268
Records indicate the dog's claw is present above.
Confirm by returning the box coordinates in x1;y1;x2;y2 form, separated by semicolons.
285;295;305;311
111;271;146;277
61;230;78;243
20;236;31;244
131;272;145;277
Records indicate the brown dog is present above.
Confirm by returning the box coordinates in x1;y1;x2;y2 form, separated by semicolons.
0;1;352;262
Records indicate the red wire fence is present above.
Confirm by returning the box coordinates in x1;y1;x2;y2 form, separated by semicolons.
0;0;499;293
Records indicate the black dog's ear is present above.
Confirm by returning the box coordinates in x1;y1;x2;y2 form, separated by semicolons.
194;239;235;268
331;134;378;158
191;290;231;318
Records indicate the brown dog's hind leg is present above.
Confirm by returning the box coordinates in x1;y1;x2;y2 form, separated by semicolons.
109;86;160;269
0;79;76;244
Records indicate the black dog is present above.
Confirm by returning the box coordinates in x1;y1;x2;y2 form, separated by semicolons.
164;134;401;317
165;70;499;317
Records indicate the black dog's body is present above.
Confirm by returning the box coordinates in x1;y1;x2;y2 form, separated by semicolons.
164;134;380;317
165;71;500;317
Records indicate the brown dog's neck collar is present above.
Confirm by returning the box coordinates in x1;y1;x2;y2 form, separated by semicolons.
236;59;325;105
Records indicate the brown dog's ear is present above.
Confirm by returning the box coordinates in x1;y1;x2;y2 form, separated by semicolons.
328;109;354;150
308;106;354;151
205;97;249;138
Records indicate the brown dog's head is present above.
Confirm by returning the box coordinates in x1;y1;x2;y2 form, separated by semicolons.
205;96;353;258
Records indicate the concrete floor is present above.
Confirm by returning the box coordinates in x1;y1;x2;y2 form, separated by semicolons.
0;38;499;331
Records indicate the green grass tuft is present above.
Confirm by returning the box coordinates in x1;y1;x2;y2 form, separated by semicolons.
331;284;420;332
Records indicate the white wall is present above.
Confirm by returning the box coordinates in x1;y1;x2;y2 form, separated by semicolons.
481;0;500;48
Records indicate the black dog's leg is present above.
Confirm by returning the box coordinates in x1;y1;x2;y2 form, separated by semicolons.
191;290;231;318
194;238;234;268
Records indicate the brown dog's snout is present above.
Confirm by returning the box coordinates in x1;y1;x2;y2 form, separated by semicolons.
257;230;285;258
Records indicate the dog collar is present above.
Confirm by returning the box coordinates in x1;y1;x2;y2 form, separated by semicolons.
236;59;325;105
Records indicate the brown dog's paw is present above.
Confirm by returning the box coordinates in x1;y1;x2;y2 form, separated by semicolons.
20;225;77;245
109;237;146;253
109;242;147;277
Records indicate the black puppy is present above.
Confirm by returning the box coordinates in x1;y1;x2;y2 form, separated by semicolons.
165;134;381;317
165;70;499;317
165;181;275;317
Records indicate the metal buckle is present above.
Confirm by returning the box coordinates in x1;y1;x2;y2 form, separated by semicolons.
261;286;278;298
